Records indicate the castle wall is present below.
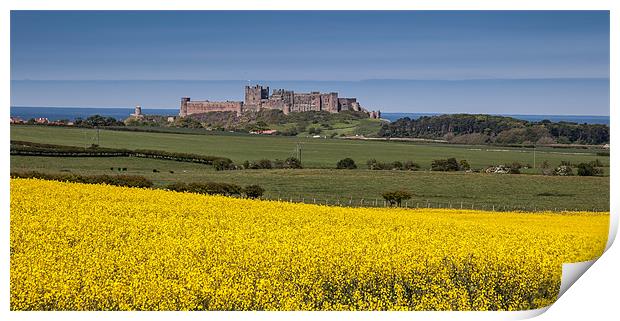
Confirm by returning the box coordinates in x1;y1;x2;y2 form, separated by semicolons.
181;98;243;116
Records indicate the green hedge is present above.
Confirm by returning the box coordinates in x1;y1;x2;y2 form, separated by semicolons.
10;140;231;165
165;182;242;196
11;171;154;188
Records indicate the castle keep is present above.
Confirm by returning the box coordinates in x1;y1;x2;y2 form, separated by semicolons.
180;85;380;119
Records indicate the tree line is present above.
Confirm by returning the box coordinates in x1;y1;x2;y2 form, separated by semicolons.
378;114;609;145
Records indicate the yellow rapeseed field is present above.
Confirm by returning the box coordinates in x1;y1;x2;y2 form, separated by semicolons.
10;178;608;311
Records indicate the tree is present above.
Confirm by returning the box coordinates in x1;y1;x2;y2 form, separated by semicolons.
431;158;460;171
459;159;471;170
576;163;602;176
285;157;302;169
213;159;234;171
336;158;357;169
391;161;403;170
257;159;273;169
403;161;420;171
243;185;265;199
382;190;413;207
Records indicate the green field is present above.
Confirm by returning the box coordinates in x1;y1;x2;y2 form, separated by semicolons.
10;125;610;211
11;154;609;211
10;125;609;172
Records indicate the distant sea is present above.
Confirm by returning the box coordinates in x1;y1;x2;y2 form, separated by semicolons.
10;107;179;122
10;106;610;125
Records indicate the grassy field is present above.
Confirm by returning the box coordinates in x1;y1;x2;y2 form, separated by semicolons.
11;155;610;211
10;125;609;172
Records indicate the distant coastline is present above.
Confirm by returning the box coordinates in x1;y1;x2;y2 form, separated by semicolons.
10;106;610;125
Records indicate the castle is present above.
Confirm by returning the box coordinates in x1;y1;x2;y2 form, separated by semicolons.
179;85;380;119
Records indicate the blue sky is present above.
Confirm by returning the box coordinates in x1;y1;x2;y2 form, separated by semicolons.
10;11;610;114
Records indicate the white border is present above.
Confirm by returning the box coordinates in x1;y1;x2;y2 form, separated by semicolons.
2;1;617;320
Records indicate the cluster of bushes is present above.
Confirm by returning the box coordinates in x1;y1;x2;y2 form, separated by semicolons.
430;158;470;171
575;162;604;176
541;159;605;176
307;127;323;135
165;182;264;198
21;115;126;127
10;141;232;166
11;171;154;188
366;159;421;171
241;157;303;170
73;115;126;128
336;158;357;169
485;164;521;174
382;190;413;207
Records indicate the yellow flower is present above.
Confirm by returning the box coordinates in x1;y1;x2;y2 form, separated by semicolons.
10;178;608;311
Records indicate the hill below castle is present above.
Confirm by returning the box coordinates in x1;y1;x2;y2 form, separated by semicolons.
126;109;386;138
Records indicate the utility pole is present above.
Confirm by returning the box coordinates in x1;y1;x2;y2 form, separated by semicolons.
297;143;302;163
96;126;100;146
533;144;536;169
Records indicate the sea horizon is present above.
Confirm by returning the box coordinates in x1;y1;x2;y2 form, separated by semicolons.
10;106;610;125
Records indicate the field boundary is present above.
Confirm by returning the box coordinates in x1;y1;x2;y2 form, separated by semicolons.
259;194;608;213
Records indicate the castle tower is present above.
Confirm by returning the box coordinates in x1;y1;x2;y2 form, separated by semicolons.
130;105;144;118
244;85;269;106
180;97;190;117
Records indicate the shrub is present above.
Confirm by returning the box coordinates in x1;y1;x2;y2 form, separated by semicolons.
431;158;460;171
367;159;390;170
273;159;286;169
459;160;471;170
213;159;235;171
403;161;421;171
576;163;603;176
382;190;413;207
243;185;265;199
508;167;521;174
509;162;522;169
554;165;573;176
391;161;403;170
165;182;190;192
367;159;380;170
308;127;322;135
257;159;273;169
336;158;357;169
285;157;302;169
